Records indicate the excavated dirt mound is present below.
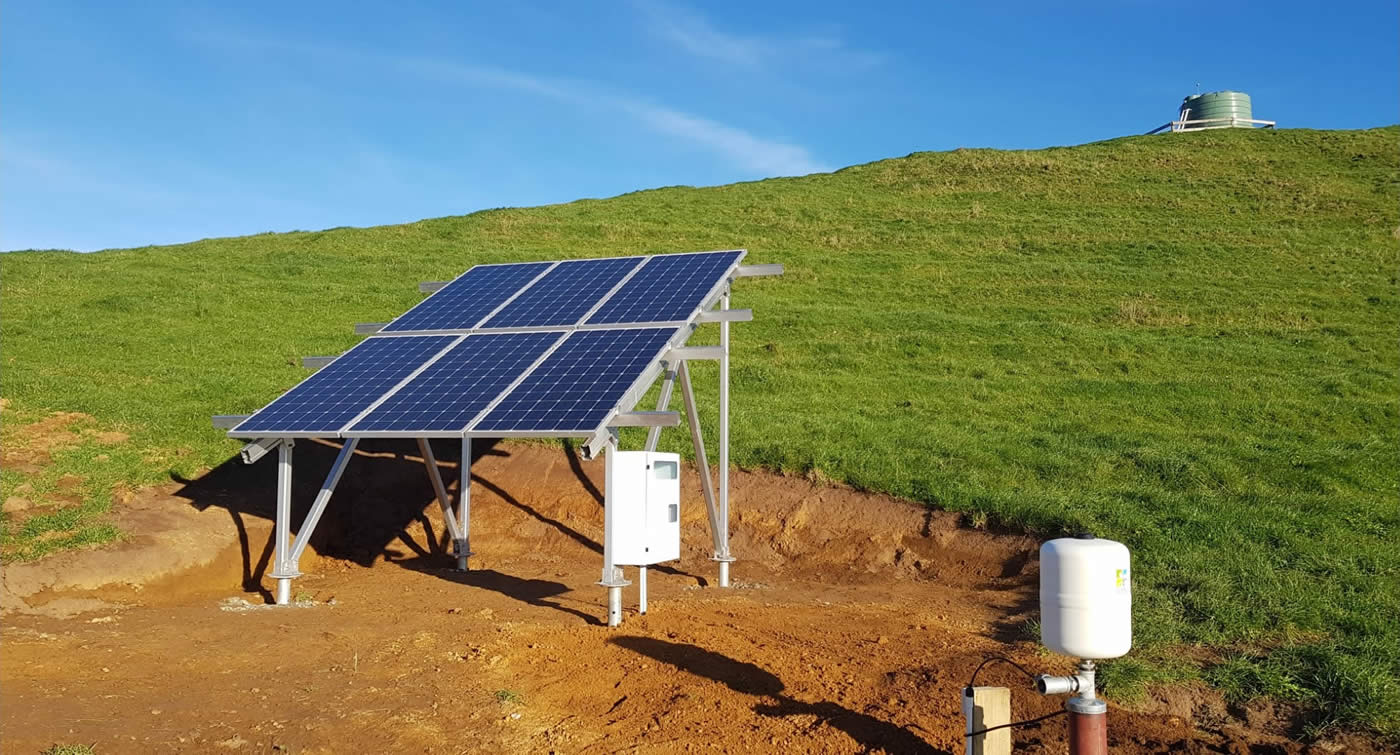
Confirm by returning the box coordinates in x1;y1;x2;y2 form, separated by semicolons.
0;440;1381;753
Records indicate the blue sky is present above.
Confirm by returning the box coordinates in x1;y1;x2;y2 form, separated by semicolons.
3;1;1396;252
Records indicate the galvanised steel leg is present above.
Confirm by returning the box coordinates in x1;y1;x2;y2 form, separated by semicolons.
456;438;472;571
598;436;629;626
717;287;733;587
272;440;295;605
639;566;648;615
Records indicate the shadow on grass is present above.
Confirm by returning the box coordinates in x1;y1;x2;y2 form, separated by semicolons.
610;636;946;754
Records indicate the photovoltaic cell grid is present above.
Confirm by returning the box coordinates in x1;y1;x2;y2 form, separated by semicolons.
483;256;643;328
475;327;679;432
232;335;457;435
382;262;551;332
232;251;747;438
349;331;563;433
586;250;744;324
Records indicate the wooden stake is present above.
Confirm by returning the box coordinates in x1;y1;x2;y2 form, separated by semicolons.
963;686;1011;755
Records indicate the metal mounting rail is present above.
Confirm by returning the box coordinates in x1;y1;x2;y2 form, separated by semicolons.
734;264;783;278
609;411;680;428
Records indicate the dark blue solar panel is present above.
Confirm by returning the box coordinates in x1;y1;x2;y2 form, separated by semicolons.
586;250;743;324
382;262;551;332
349;331;564;433
474;327;678;432
483;256;643;328
233;335;457;434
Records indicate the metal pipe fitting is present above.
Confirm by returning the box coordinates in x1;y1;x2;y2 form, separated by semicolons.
1036;673;1080;695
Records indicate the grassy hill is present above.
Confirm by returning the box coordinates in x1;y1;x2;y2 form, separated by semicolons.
2;126;1397;736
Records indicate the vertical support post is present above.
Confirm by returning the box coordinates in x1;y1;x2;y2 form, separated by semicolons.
717;286;733;587
272;440;295;605
645;369;677;452
456;438;472;571
639;566;648;615
598;434;629;626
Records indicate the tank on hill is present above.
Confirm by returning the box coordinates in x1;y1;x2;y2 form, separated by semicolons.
1147;90;1275;134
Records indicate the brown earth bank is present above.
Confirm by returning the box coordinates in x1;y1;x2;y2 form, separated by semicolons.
0;441;1382;754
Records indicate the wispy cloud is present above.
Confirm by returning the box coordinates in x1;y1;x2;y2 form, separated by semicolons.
190;30;828;177
622;104;827;175
398;57;829;176
633;0;884;71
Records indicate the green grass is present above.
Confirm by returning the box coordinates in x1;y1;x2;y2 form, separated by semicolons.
41;745;96;755
2;126;1397;737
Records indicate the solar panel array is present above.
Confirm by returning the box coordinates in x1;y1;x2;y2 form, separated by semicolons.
230;249;746;439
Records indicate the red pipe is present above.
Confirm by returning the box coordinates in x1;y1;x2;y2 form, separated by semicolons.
1067;704;1107;755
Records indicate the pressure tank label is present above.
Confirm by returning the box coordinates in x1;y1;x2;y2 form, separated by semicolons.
1115;568;1131;591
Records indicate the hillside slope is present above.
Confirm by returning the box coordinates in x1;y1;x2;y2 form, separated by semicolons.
3;126;1397;735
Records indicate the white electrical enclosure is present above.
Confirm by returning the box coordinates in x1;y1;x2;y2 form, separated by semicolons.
606;451;681;566
1039;536;1132;659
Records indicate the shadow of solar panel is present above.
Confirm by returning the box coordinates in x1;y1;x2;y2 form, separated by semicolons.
474;327;679;432
232;335;458;434
382;261;551;332
349;331;564;433
586;250;743;324
483;256;643;328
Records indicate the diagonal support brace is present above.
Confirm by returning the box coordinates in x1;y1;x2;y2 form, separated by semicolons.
417;438;463;543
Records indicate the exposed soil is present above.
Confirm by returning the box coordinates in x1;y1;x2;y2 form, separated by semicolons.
0;440;1382;753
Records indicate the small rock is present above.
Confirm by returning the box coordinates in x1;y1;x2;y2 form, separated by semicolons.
876;636;889;645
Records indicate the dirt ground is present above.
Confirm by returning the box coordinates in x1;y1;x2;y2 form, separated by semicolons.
0;440;1383;754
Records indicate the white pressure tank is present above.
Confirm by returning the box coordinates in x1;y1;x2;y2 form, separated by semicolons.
1039;535;1132;659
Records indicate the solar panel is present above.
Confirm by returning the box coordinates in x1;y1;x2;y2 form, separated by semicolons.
231;250;752;439
483;256;643;328
473;327;679;432
382;262;551;332
586;250;743;324
232;335;457;435
348;331;564;433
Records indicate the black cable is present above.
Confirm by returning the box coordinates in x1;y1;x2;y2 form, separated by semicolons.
962;656;1065;739
965;655;1038;691
965;709;1067;738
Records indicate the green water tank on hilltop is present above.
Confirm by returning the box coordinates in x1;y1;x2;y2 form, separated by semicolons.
1180;91;1253;126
